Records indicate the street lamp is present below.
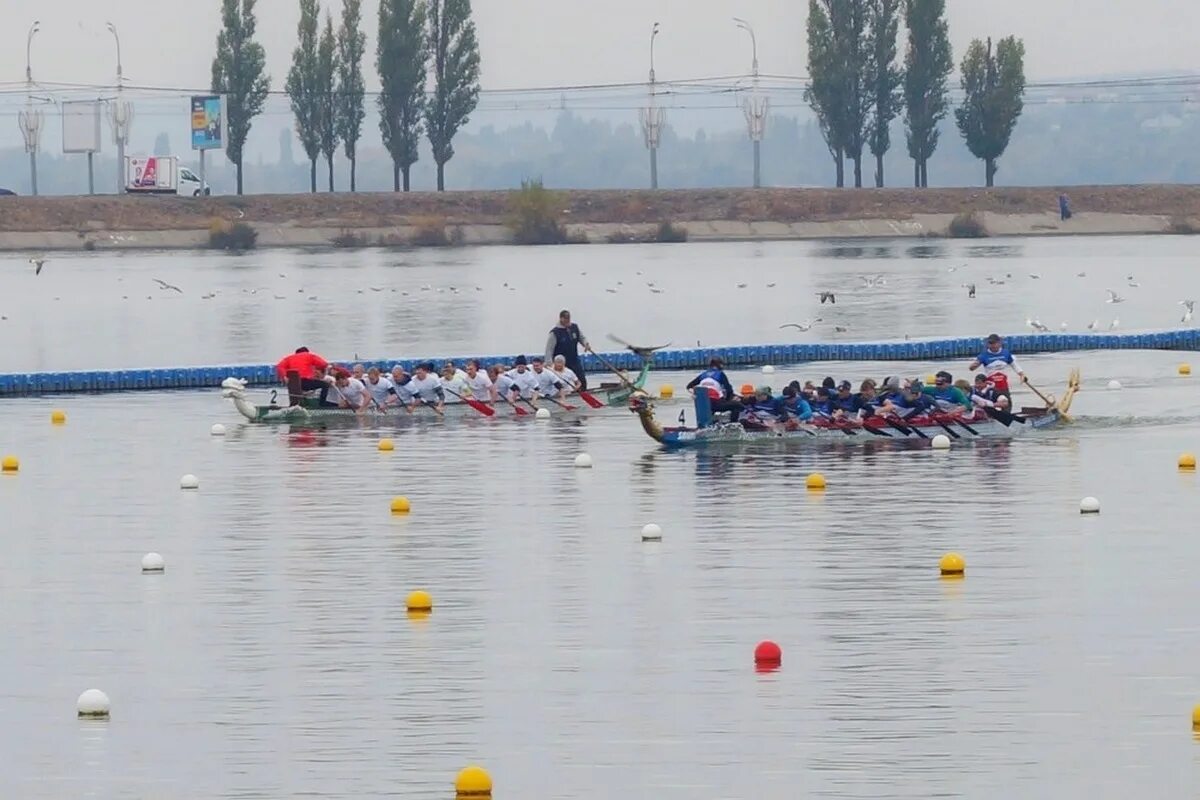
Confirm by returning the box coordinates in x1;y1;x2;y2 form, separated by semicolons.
734;18;768;188
20;21;44;195
106;21;134;193
640;22;665;189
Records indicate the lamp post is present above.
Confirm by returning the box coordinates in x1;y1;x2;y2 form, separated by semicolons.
734;18;768;188
638;22;665;190
19;21;44;196
106;21;134;194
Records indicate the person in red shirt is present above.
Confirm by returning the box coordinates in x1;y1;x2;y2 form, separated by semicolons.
275;347;330;404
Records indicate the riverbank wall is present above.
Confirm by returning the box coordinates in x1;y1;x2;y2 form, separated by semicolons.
0;185;1197;252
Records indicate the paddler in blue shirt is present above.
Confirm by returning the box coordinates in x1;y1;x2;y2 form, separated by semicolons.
922;370;973;414
969;333;1025;397
880;381;936;417
810;386;836;417
688;357;742;421
832;380;857;413
852;379;881;416
776;385;813;422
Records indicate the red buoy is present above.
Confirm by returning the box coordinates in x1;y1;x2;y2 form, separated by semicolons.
754;640;782;666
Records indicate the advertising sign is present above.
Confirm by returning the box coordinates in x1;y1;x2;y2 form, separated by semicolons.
191;95;227;151
62;100;102;154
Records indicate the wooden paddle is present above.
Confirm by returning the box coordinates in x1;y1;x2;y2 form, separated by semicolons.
584;344;643;394
497;390;529;416
442;386;496;417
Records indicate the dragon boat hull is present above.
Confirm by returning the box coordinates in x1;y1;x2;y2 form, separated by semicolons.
630;369;1079;448
222;363;649;424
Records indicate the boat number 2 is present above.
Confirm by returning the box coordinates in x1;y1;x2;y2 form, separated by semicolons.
269;390;278;404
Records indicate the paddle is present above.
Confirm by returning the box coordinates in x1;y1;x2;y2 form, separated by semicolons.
544;394;578;412
584;344;643;395
982;405;1025;426
572;385;605;409
328;382;369;416
497;390;529;416
814;412;857;436
1023;376;1055;408
441;386;496;417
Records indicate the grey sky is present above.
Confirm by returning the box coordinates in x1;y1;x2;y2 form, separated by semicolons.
1;0;1197;93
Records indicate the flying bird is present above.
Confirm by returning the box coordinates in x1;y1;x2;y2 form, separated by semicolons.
1029;273;1041;279
779;318;822;332
1109;318;1120;331
964;283;976;298
859;274;885;288
1181;300;1195;323
153;278;183;293
1127;279;1140;288
29;257;46;275
817;291;836;304
1087;319;1099;331
1105;289;1125;304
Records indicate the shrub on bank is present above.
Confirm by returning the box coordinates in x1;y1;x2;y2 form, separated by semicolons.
507;178;570;244
655;221;688;243
1167;216;1198;235
947;211;988;239
331;229;368;248
410;215;451;247
209;219;258;250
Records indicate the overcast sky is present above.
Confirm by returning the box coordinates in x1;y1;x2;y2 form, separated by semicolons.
1;0;1197;92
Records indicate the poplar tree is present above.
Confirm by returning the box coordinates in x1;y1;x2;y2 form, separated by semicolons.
955;36;1026;187
336;0;367;191
316;13;339;191
285;0;322;192
377;0;429;191
865;0;904;187
902;0;952;188
211;0;271;194
425;0;481;191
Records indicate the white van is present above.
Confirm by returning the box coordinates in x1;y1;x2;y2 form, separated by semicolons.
125;156;210;196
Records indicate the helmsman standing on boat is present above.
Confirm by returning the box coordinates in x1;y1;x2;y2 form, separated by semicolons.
546;310;589;390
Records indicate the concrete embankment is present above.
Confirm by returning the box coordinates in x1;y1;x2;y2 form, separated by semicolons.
0;185;1195;252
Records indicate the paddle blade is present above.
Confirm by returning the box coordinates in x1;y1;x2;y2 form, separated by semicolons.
512;404;529;416
577;390;605;409
465;398;496;417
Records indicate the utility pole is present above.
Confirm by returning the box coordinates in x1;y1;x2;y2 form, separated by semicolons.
107;22;134;195
735;18;768;188
19;21;44;196
638;22;665;189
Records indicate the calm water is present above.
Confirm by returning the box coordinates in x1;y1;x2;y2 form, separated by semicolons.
2;238;1200;799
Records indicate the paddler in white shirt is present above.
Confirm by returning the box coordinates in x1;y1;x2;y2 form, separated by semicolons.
405;361;446;412
363;367;395;409
465;359;496;403
491;364;518;404
387;365;414;406
504;355;541;402
550;355;581;393
440;361;470;400
326;368;370;412
530;355;567;400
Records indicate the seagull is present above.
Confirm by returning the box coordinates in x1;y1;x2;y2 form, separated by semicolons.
605;288;617;294
766;282;777;288
833;325;849;333
153;278;183;293
736;283;748;289
1181;300;1195;323
1029;273;1041;279
1127;278;1140;288
987;277;1006;285
1026;317;1050;333
1060;322;1069;331
1105;289;1125;304
646;281;656;287
1087;319;1099;331
370;287;383;292
29;256;46;275
964;283;976;298
859;274;885;288
649;287;665;294
201;293;216;300
273;295;286;300
817;291;836;304
948;264;964;273
1076;271;1087;277
1109;318;1120;331
779;318;822;332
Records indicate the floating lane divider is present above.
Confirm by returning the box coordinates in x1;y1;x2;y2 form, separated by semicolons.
2;329;1199;397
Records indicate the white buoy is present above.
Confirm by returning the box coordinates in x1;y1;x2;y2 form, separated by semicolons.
535;408;551;420
762;365;776;375
1107;379;1122;390
76;689;111;719
641;523;663;541
141;552;165;572
573;453;593;469
179;474;200;490
210;423;227;436
931;434;952;450
1080;496;1101;514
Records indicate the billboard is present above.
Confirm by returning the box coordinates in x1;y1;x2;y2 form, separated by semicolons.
191;95;227;151
62;101;102;154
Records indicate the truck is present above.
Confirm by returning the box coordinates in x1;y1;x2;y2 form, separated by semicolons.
124;156;209;196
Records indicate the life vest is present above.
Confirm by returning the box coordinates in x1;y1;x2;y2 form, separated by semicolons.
698;377;722;399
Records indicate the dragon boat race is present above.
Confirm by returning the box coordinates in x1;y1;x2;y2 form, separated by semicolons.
3;236;1200;797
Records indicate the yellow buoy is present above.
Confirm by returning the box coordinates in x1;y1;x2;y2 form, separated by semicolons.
1180;363;1192;376
378;438;395;452
805;472;826;490
405;589;433;612
939;552;966;577
1193;704;1200;730
659;384;674;399
455;765;493;798
390;496;411;514
1180;453;1197;470
1;455;18;472
50;409;66;424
